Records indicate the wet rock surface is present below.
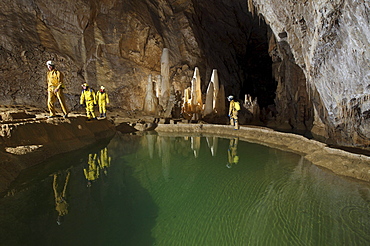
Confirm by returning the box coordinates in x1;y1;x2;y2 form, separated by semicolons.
0;105;116;193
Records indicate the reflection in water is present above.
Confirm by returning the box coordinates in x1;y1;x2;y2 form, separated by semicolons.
1;133;370;245
227;137;239;168
84;148;112;186
98;147;111;176
206;136;218;156
84;153;100;187
53;170;70;225
191;136;201;158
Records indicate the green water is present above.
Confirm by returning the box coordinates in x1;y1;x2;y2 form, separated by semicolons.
1;132;370;246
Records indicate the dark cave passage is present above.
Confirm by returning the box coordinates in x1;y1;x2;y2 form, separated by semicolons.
188;1;313;133
189;1;276;109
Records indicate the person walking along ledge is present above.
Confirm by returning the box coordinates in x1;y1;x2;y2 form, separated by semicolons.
46;60;68;118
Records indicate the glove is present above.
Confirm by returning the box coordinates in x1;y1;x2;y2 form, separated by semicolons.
80;104;84;107
228;115;231;117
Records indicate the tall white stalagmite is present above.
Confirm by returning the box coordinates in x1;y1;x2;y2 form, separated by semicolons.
143;74;158;115
156;75;162;98
203;82;214;116
191;67;203;120
193;67;202;107
211;69;219;110
160;48;170;109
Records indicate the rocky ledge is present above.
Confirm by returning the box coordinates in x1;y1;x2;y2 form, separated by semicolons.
0;106;116;192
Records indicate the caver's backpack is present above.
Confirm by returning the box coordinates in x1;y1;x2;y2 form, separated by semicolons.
234;101;241;111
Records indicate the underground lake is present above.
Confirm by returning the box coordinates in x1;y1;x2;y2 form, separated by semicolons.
0;132;369;246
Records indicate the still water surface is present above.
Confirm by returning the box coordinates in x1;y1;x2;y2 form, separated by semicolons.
1;132;370;246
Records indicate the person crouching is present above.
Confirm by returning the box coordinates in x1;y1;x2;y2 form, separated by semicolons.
80;83;97;120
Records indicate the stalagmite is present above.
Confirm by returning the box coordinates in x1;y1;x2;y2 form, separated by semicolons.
215;84;226;116
203;82;214;116
211;69;219;111
143;74;158;115
191;67;203;120
244;94;260;122
182;87;193;120
156;75;162;98
192;67;203;108
160;48;170;110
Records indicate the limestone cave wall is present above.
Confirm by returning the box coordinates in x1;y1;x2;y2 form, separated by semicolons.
1;0;369;148
252;0;370;147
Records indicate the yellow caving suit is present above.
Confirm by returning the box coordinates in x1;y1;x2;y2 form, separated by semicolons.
96;90;110;117
53;171;70;218
228;100;239;130
47;69;68;116
227;138;239;168
80;88;97;119
84;153;100;186
98;147;111;176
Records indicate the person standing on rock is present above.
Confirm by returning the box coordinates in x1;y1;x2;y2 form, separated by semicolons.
46;60;68;118
96;85;110;118
80;83;97;120
227;95;239;130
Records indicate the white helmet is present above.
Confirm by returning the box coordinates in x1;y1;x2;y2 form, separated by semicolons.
100;86;105;90
46;60;54;66
227;95;234;101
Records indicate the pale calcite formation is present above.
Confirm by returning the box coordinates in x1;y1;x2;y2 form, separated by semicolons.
160;48;170;110
143;74;158;115
204;82;214;116
191;67;203;120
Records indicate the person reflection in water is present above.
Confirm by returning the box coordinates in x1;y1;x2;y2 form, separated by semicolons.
98;147;111;176
53;170;71;225
227;137;239;168
84;153;100;187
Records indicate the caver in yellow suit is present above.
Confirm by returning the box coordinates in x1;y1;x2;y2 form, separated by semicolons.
96;86;110;118
80;83;97;120
227;95;239;130
53;170;71;225
227;137;239;168
46;60;68;118
98;147;111;176
84;153;100;187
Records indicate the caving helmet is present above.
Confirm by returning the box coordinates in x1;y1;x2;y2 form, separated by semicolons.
100;86;105;90
82;83;88;87
46;60;54;66
227;95;234;101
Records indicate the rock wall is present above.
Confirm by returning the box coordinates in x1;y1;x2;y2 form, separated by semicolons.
0;0;270;109
252;0;370;146
0;116;116;193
